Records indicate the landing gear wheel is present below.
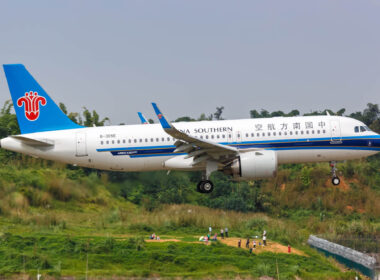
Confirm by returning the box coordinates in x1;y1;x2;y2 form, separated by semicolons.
197;181;203;193
202;180;214;193
197;180;214;193
332;177;340;186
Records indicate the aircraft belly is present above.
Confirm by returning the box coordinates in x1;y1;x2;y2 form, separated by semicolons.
277;149;377;164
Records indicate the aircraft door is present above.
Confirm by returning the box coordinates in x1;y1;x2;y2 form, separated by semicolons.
330;120;342;142
76;132;88;157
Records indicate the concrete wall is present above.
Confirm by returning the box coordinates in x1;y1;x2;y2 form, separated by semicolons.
308;235;377;278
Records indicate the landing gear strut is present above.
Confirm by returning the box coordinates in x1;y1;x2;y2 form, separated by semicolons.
330;161;340;186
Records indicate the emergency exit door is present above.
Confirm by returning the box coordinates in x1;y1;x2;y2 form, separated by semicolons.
330;120;342;142
76;133;88;157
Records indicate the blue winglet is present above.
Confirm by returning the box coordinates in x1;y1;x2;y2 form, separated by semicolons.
138;112;148;124
152;103;171;129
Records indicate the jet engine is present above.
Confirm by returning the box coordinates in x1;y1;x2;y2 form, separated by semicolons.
224;150;277;180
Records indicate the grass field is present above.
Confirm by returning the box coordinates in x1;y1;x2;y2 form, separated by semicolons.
0;202;360;279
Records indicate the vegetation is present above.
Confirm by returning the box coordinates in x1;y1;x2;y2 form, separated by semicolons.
0;101;379;278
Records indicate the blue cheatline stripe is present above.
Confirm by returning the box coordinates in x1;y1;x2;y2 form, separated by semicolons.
97;145;176;152
130;153;186;158
270;147;380;151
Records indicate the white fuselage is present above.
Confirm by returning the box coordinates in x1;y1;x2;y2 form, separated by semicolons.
1;115;379;172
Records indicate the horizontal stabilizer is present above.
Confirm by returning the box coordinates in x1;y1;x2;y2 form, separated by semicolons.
11;135;54;147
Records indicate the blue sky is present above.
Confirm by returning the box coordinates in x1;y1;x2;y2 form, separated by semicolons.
0;0;379;124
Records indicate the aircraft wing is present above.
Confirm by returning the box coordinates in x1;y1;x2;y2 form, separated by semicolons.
138;112;149;124
152;103;238;165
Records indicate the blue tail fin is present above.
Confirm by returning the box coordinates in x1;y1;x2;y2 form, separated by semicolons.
3;64;82;134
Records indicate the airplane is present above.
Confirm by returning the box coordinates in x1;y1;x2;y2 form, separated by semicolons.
1;64;379;193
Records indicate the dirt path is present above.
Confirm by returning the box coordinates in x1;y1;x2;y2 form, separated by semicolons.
145;237;305;256
219;237;305;256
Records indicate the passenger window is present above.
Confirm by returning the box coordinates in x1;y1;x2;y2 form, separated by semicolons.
246;133;249;137
251;133;254;137
101;141;104;145
262;133;265;137
295;131;298;135
200;135;203;139
112;140;115;144
123;139;126;144
290;131;293;135
211;135;214;139
167;137;170;141
117;140;120;144
317;130;320;134
162;137;165;141
134;139;137;143
306;130;309;134
206;135;209;139
268;132;271;136
323;130;326;134
284;132;287;136
257;133;260;137
273;132;276;136
217;135;220;139
312;130;314;134
279;132;282;136
301;131;304;135
128;139;131;143
222;135;225;138
139;139;142;143
106;140;109;144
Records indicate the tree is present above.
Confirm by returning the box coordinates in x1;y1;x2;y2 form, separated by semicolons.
214;106;224;120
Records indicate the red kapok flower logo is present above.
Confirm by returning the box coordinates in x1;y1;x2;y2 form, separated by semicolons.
17;91;47;121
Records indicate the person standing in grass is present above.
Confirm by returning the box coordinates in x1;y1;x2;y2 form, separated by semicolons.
246;238;250;248
238;239;241;248
225;227;228;238
253;240;256;249
220;228;224;239
263;235;267;246
209;226;212;234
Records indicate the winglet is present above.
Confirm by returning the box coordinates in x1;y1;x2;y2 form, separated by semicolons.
138;112;149;124
152;103;172;129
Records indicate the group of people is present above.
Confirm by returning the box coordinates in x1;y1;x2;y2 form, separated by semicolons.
149;233;160;240
208;226;229;239
200;226;229;244
237;230;267;253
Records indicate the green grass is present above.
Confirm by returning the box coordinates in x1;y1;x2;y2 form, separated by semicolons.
0;232;355;279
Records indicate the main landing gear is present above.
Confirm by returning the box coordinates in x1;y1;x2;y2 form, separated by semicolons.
330;161;340;186
197;161;217;194
197;180;214;193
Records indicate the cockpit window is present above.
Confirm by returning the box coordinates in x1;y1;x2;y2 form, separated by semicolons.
364;126;372;132
354;126;359;133
360;126;366;132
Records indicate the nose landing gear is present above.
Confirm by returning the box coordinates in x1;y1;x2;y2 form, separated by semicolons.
330;161;340;186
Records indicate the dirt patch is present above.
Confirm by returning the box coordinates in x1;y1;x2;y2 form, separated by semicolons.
219;237;305;256
145;238;181;242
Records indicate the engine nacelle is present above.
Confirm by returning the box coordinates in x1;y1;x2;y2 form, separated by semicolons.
227;150;277;180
